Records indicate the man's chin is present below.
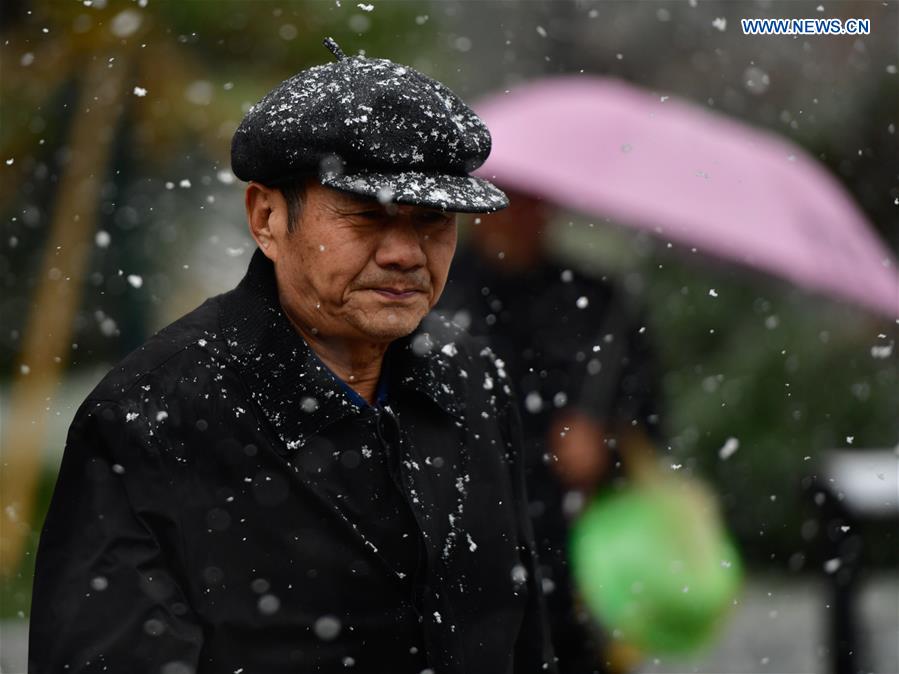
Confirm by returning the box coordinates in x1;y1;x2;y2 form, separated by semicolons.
351;314;424;343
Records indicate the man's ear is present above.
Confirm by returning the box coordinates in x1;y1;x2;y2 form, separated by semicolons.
246;182;280;261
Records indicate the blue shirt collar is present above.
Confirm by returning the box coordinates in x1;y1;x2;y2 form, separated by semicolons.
331;350;391;410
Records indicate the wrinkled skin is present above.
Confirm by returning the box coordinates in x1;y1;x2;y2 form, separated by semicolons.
246;179;458;400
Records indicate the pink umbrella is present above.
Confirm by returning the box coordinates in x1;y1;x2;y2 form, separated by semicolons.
474;76;899;319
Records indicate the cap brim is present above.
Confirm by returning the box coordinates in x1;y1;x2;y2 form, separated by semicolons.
319;169;509;213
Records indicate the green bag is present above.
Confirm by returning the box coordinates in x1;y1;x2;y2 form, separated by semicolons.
569;446;743;656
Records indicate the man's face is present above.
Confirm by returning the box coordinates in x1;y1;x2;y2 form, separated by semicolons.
256;180;458;345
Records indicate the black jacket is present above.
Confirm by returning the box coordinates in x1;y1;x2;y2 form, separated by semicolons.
29;249;556;674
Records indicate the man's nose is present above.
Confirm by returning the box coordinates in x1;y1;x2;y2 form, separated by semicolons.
374;220;427;270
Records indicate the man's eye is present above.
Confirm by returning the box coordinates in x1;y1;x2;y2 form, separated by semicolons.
350;210;386;221
418;213;452;225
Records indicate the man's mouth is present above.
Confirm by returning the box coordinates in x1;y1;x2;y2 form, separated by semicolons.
371;288;424;300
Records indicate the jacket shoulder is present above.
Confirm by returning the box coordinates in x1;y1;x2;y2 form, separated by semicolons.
87;294;228;402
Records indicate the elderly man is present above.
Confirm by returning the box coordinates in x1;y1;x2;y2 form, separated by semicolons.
29;39;556;674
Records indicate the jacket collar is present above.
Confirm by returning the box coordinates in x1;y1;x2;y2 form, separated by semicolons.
218;248;464;453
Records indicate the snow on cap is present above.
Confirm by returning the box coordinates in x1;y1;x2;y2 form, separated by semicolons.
230;37;508;213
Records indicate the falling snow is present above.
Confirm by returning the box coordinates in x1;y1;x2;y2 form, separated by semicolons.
719;437;739;460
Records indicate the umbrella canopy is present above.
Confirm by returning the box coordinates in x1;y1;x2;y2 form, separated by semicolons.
474;76;899;319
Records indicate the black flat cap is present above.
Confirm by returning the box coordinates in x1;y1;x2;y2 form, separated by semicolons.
231;38;508;213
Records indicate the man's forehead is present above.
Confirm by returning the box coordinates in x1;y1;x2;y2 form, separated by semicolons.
329;189;379;207
326;186;453;215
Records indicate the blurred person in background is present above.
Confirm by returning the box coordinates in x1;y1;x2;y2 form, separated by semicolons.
437;188;664;674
